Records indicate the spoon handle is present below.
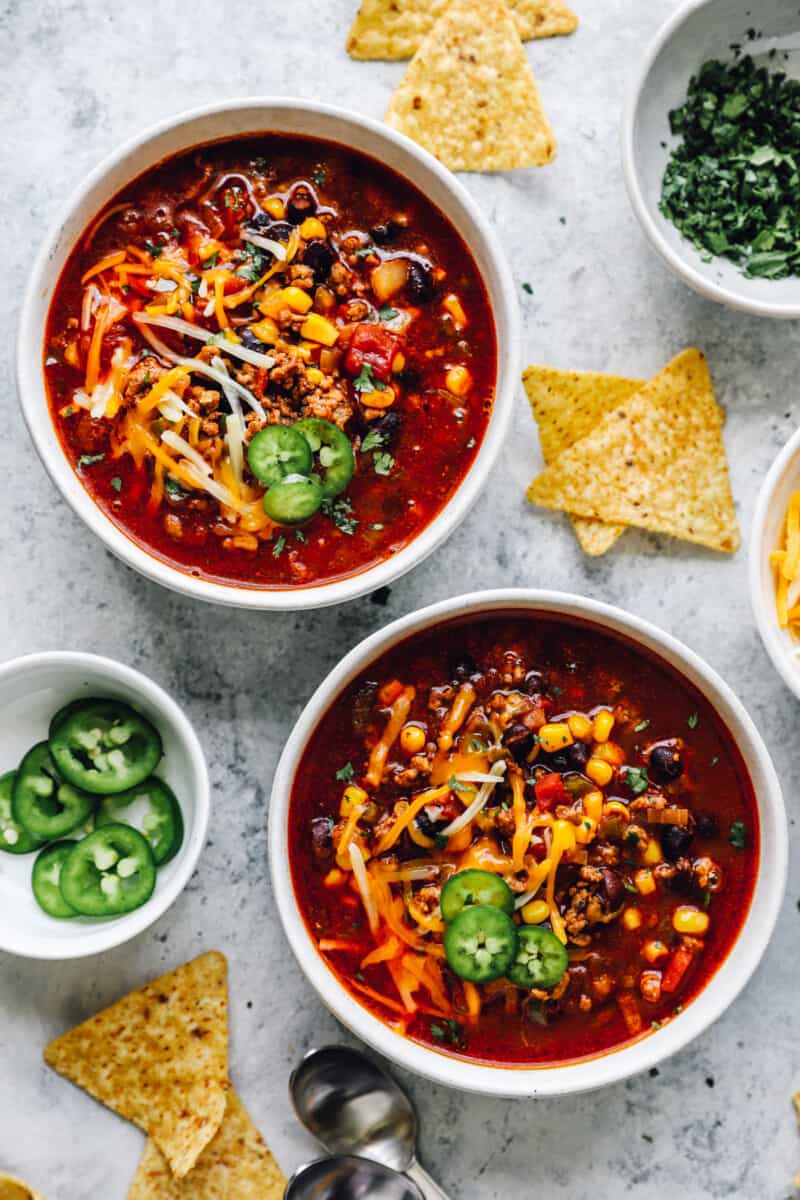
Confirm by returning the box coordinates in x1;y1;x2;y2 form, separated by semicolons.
406;1160;452;1200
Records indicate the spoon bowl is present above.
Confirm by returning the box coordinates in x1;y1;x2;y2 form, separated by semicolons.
285;1156;424;1200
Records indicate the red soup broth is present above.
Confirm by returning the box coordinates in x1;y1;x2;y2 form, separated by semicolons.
44;134;496;590
289;613;759;1067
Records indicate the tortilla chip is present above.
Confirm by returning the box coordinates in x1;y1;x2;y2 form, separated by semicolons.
347;0;577;59
523;365;645;555
45;952;229;1180
385;0;556;171
526;350;739;553
0;1177;45;1200
127;1090;285;1200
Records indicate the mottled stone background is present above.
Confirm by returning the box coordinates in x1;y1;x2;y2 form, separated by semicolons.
1;1;800;1196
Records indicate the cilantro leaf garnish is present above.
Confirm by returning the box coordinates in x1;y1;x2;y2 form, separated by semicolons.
143;240;163;259
729;820;747;850
336;762;355;782
77;453;104;468
272;534;286;558
687;712;699;729
373;451;395;476
353;363;378;394
110;476;123;493
378;305;399;321
201;250;219;269
624;765;649;795
322;497;358;535
360;429;385;454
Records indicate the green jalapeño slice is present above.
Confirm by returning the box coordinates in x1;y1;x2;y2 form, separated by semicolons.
247;425;313;487
506;926;569;990
58;824;156;916
32;841;79;919
443;904;518;984
12;743;96;840
96;777;184;866
292;418;354;497
440;869;515;923
49;699;162;795
0;769;44;854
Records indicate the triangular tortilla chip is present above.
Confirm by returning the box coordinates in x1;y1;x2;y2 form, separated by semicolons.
385;0;556;171
527;350;739;553
347;0;577;59
523;365;645;555
0;1177;45;1200
44;952;229;1180
127;1090;285;1200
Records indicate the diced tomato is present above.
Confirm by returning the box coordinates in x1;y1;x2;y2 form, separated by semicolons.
617;991;645;1036
344;322;399;382
534;773;569;812
661;944;695;994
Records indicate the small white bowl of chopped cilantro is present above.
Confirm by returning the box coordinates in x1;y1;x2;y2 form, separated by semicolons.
623;0;800;318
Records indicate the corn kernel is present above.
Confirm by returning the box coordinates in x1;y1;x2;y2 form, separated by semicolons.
672;905;709;936
400;724;426;755
586;757;613;787
392;352;406;373
264;196;286;219
603;799;630;821
283;286;314;314
538;722;574;754
622;906;643;931
593;740;625;766
568;713;593;741
634;868;656;896
305;367;326;385
340;785;368;817
300;312;339;345
583;790;604;822
642;939;669;964
446;365;472;396
361;386;395;410
250;317;280;344
553;818;577;853
642;837;663;866
323;868;345;888
299;216;327;240
575;817;597;845
443;292;468;329
593;709;615;743
521;899;550;925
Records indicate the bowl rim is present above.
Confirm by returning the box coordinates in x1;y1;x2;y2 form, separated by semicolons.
16;95;519;611
621;0;800;319
269;587;787;1097
0;650;210;960
749;424;800;700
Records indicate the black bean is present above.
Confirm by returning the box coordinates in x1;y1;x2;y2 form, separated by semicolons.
249;214;294;242
370;409;402;447
287;185;316;225
567;741;590;771
523;669;549;696
602;869;624;908
302;238;336;281
661;825;693;861
695;813;718;839
239;328;264;352
649;744;683;783
416;805;446;839
542;750;570;773
406;259;436;303
449;651;477;680
507;726;535;763
310;816;334;855
371;220;402;243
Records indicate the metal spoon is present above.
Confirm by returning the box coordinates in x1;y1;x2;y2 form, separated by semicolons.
290;1045;452;1200
285;1155;425;1200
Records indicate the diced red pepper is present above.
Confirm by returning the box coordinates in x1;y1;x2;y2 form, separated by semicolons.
616;991;645;1036
534;772;569;812
344;322;399;382
661;944;695;994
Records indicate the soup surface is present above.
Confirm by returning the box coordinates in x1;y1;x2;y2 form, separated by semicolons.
290;613;759;1066
44;135;496;589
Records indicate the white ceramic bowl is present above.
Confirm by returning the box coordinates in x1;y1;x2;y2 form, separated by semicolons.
622;0;800;318
750;426;800;699
16;98;518;610
270;589;786;1097
0;652;209;959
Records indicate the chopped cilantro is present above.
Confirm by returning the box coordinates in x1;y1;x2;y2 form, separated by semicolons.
687;712;699;729
625;829;641;846
551;685;564;697
143;240;163;258
373;451;395;476
312;167;326;187
729;819;747;850
378;305;399;321
322;497;359;535
634;719;650;733
77;453;104;468
354;245;376;259
336;762;355;782
429;1018;464;1046
272;535;286;558
521;281;533;295
295;529;307;544
201;250;219;270
360;429;385;454
434;833;449;850
164;475;188;500
660;55;800;280
353;363;378;393
448;775;472;794
623;879;638;894
625;765;649;795
206;330;226;346
110;476;123;493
